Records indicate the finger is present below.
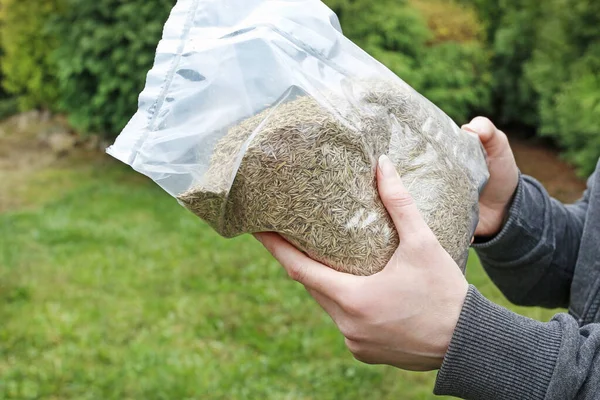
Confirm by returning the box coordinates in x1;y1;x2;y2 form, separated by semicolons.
462;117;507;157
463;116;495;141
376;155;429;239
255;232;356;298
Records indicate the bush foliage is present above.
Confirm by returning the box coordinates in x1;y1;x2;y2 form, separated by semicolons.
326;0;491;124
465;0;600;174
0;0;64;110
487;0;541;126
50;0;175;135
409;0;485;45
523;0;600;175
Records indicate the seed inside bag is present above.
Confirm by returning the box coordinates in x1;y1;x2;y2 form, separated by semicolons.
177;80;487;275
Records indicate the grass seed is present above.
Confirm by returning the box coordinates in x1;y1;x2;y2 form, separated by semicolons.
178;80;488;275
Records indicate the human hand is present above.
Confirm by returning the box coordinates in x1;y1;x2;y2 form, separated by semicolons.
255;155;468;371
463;117;519;238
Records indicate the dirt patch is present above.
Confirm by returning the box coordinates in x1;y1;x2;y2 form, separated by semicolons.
508;135;587;204
0;112;107;213
0;111;76;171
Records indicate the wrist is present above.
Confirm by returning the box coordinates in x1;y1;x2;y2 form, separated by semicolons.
496;199;512;232
474;206;509;242
475;180;520;240
434;280;469;367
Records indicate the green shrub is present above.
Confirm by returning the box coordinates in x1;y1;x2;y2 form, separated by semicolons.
524;0;600;174
524;2;573;130
536;46;600;176
0;16;16;114
50;0;175;136
457;0;545;126
409;0;485;45
419;42;491;123
326;0;429;82
325;0;491;124
408;0;491;122
488;0;542;126
467;0;599;174
0;0;64;110
0;97;18;120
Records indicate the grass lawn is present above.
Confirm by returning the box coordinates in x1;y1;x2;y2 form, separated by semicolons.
0;153;562;400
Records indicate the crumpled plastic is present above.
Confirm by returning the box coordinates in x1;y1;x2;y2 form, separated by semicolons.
107;0;490;274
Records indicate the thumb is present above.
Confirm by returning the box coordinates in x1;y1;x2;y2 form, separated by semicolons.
376;155;428;239
462;116;507;157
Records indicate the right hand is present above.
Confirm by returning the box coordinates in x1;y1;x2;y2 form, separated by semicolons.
463;117;519;238
255;154;469;372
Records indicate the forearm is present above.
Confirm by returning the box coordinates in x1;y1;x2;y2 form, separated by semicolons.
473;174;587;308
434;286;600;400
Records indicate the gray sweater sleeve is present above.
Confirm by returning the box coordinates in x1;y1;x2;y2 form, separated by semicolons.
471;173;592;309
434;286;600;399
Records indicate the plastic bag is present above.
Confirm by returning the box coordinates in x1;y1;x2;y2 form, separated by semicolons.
107;0;490;275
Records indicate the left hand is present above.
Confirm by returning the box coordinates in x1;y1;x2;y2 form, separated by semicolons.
255;155;469;371
462;117;519;238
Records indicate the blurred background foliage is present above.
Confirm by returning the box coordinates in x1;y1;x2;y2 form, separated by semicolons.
0;0;64;113
0;0;598;173
49;0;176;134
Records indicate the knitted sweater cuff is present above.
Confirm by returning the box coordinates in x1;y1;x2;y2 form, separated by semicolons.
434;286;562;400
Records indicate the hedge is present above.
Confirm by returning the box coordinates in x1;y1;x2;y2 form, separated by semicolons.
0;0;64;110
524;0;600;175
50;0;176;135
326;0;491;124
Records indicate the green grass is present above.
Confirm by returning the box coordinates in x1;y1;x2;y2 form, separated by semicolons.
0;156;562;400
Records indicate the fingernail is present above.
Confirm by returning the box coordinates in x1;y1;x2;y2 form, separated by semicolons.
378;154;397;177
465;117;491;134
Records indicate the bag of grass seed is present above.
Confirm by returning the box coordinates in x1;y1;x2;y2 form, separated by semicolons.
107;0;490;275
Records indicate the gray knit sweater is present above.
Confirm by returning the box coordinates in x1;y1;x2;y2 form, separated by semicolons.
434;160;600;399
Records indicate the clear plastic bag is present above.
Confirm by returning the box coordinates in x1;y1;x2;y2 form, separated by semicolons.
107;0;490;275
